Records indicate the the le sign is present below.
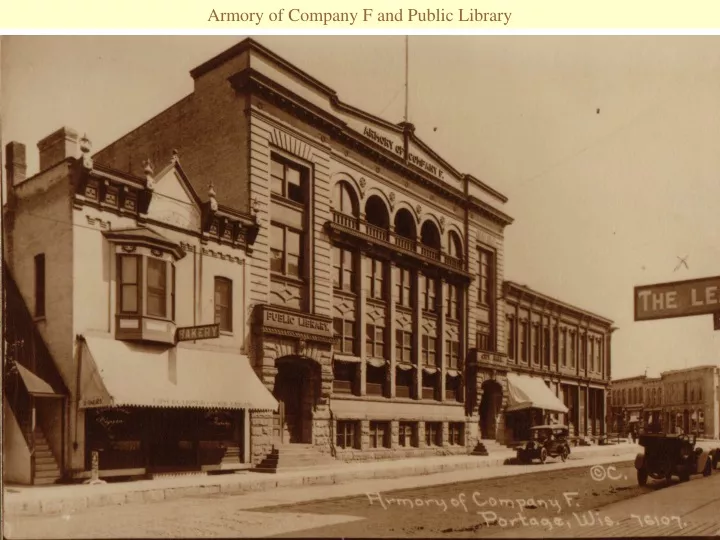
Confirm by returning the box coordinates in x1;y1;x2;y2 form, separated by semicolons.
634;276;720;321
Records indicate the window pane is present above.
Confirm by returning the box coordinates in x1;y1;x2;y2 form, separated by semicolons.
287;254;301;278
121;284;138;313
286;230;301;255
286;167;303;203
147;292;166;317
121;256;138;284
146;259;167;317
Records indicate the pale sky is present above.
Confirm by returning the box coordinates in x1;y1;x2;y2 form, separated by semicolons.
2;35;720;379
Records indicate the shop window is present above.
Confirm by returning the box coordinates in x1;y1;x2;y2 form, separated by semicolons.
422;335;438;367
369;421;390;448
214;277;232;332
334;318;356;355
399;422;417;447
365;257;385;300
270;224;303;279
449;422;464;446
478;248;493;306
332;246;356;292
366;364;386;396
395;329;413;364
34;253;45;318
333;361;357;395
366;323;385;359
336;421;358;449
393;267;413;308
445;339;460;369
271;154;307;205
425;422;442;446
395;367;414;398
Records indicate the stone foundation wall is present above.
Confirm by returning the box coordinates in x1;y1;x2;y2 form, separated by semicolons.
249;411;274;465
335;445;468;462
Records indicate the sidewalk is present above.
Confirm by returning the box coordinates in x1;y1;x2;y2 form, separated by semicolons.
3;442;641;517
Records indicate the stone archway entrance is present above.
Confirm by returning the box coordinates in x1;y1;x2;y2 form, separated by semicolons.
272;357;320;444
479;380;503;440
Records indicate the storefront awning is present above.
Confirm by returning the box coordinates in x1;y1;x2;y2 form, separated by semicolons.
79;336;278;411
506;372;569;414
16;363;63;397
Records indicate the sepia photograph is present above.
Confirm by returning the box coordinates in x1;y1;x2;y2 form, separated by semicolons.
2;35;720;538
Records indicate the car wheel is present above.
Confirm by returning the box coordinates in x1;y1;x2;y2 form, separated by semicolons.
679;471;690;482
561;447;569;462
637;467;648;486
540;448;547;464
703;459;712;477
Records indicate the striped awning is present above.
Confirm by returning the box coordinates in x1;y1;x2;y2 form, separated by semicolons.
78;335;277;411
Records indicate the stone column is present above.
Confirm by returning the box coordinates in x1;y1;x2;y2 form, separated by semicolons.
439;281;447;402
414;271;423;399
388;262;397;398
358;254;367;396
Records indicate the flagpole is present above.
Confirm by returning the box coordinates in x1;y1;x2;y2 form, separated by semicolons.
404;35;409;123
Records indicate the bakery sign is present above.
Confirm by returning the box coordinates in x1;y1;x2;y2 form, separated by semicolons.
258;306;333;339
361;126;445;180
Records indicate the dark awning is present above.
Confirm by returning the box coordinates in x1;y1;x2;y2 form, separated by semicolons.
16;363;63;397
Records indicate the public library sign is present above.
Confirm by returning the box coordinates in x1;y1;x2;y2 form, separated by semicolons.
256;305;333;340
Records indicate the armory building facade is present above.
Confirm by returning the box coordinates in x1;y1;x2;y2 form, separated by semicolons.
3;39;618;482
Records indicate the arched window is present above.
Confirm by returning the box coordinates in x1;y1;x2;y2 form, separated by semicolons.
420;221;441;250
333;182;358;216
394;208;416;239
365;195;390;230
448;231;463;260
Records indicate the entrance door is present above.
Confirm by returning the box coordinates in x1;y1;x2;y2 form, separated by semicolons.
273;362;307;443
148;409;199;471
479;380;503;440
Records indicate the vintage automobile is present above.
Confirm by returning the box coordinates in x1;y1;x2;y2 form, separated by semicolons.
514;425;571;464
634;432;715;485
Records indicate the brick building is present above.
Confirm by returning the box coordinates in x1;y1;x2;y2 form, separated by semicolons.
90;38;519;463
3;130;276;484
501;282;615;442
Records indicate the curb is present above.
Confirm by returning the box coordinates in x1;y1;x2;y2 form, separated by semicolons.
4;449;636;517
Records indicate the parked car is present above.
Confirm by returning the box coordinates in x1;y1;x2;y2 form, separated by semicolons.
634;432;715;485
514;425;571;464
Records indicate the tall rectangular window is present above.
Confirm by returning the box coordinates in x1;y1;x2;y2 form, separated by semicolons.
478;249;493;306
570;333;576;368
270;224;303;279
395;329;413;363
365;257;385;300
422;334;438;366
119;255;140;314
336;421;357;449
519;321;528;362
446;284;460;320
334;318;356;355
34;254;46;317
445;339;460;369
369;421;390;449
477;329;490;352
214;277;232;332
332;246;355;292
420;274;437;313
448;422;464;446
146;258;167;317
398;422;416;447
366;323;385;359
271;155;306;204
560;329;567;366
507;318;515;360
425;422;442;446
543;327;551;366
532;325;539;364
393;267;412;307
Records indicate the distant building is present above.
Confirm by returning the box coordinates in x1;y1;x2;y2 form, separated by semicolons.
609;365;720;439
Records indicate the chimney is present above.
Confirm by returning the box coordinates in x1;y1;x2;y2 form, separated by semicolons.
37;127;79;171
5;141;27;187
